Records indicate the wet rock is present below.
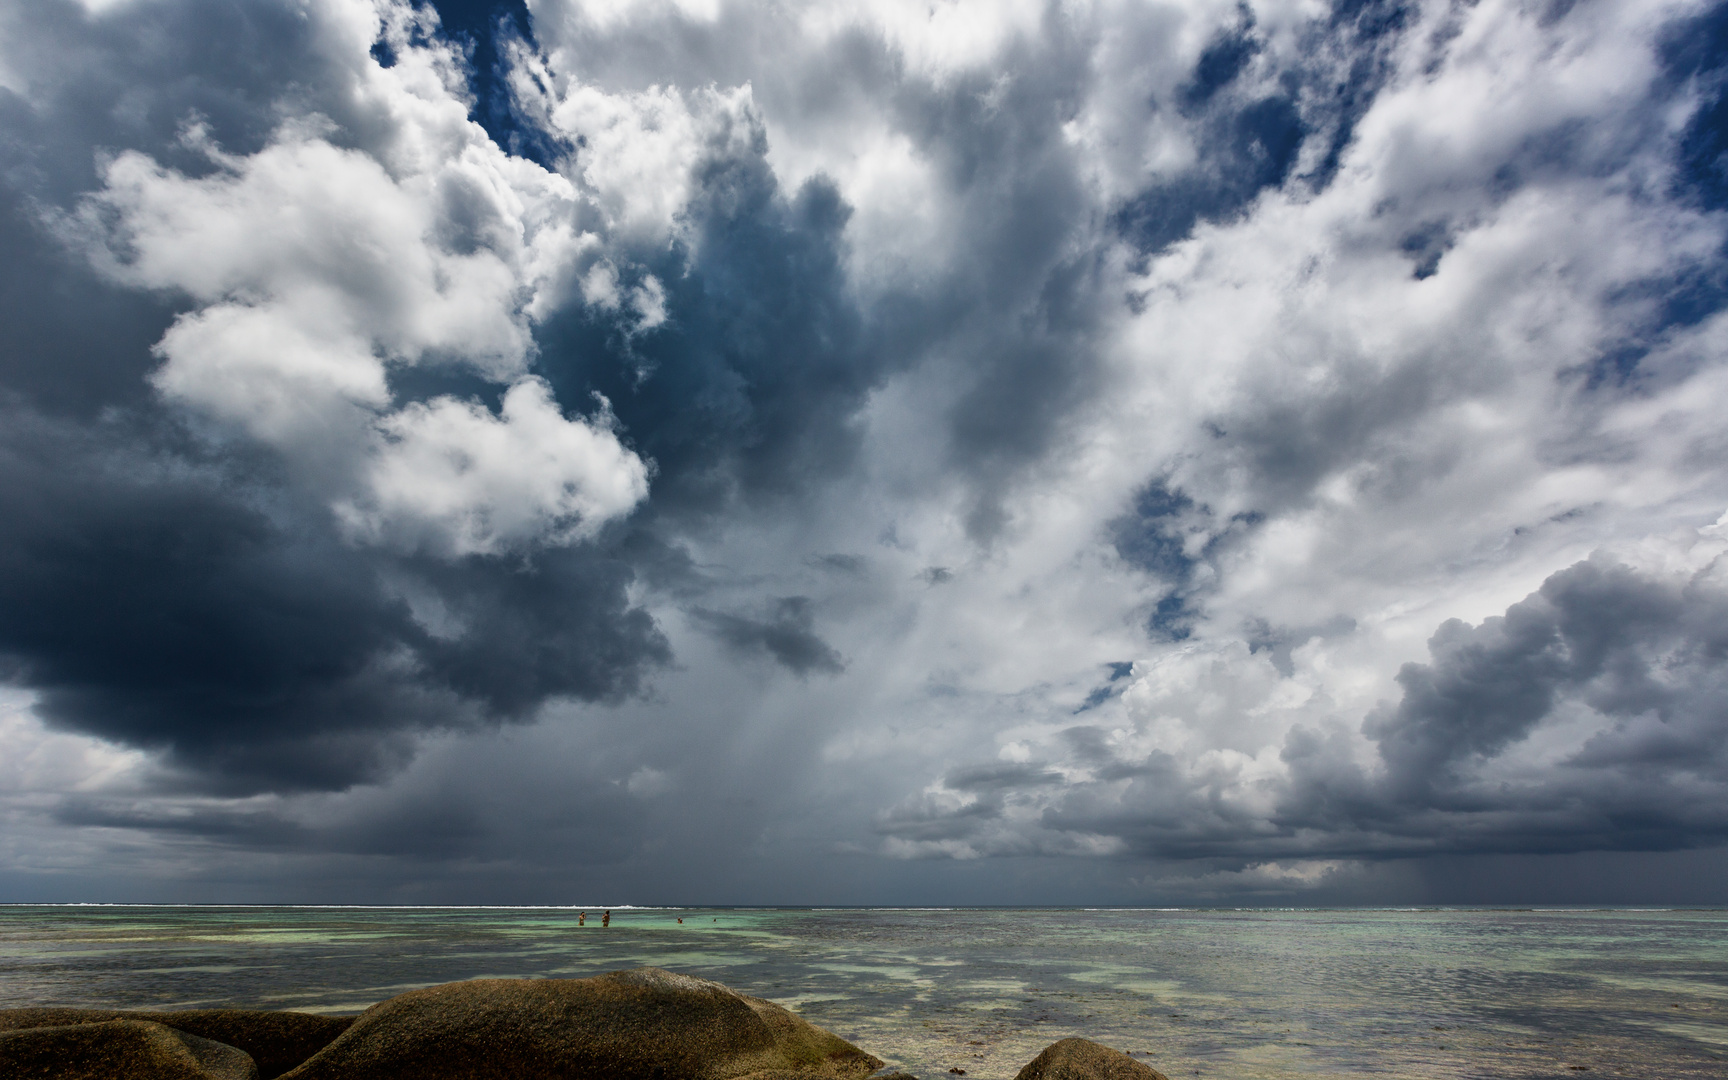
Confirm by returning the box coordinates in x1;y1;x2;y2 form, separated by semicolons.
0;1018;258;1080
283;966;884;1080
1014;1038;1171;1080
0;1008;352;1079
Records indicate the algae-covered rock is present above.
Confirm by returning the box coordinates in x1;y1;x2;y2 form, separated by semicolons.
1014;1038;1172;1080
0;1008;351;1079
283;966;883;1080
0;1018;258;1080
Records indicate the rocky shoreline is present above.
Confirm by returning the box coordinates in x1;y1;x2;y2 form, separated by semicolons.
0;967;1172;1080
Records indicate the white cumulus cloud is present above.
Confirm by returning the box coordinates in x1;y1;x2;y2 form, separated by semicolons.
69;0;650;557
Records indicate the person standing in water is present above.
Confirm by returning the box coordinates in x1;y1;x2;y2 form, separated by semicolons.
602;911;610;927
578;912;586;926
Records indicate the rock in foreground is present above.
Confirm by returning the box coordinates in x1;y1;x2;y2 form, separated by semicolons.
282;966;884;1080
1014;1038;1172;1080
0;1018;258;1080
0;1008;351;1079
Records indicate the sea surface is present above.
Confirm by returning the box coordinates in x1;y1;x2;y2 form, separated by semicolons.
0;906;1723;1078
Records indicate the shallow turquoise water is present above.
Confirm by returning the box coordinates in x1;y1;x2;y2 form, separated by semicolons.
0;906;1723;1078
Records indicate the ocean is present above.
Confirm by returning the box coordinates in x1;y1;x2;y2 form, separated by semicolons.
0;906;1723;1078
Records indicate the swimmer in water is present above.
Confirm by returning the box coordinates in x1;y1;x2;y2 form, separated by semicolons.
578;912;586;926
602;911;610;927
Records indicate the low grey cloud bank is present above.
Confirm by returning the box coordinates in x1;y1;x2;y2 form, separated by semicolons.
882;555;1728;865
1;0;1727;904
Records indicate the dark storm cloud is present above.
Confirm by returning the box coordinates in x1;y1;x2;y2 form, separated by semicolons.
0;188;175;416
1356;556;1728;824
412;550;671;713
0;411;424;791
908;31;1115;538
52;798;312;847
51;765;652;864
947;762;1066;791
0;409;670;793
874;798;1000;845
691;597;844;676
536;130;875;519
808;553;867;575
0;0;675;794
1;1;321;192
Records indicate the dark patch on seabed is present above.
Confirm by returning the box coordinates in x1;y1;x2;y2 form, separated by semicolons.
2;907;1724;1078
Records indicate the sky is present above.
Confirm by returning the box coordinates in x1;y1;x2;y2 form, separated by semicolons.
2;0;1728;906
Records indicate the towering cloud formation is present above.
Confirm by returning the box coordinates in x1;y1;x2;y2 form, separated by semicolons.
1;0;1726;903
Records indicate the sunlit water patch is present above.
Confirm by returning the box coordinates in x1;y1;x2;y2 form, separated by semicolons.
0;907;1723;1078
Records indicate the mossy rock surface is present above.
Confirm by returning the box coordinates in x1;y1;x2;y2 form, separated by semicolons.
1014;1038;1172;1080
0;1018;258;1080
282;966;883;1080
0;1007;351;1079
